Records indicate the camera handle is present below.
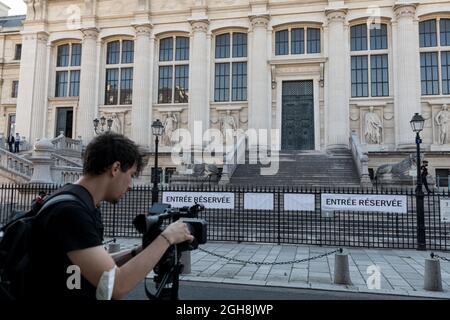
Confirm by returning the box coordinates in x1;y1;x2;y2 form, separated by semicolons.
145;245;184;301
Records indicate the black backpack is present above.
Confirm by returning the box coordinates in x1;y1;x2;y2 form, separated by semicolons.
0;194;84;300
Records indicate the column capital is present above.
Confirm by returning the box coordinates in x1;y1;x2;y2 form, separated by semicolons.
81;28;99;40
325;9;348;22
189;20;209;33
249;14;270;28
133;23;153;37
393;3;418;19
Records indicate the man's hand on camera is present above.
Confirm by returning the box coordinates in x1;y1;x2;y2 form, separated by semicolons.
160;220;194;245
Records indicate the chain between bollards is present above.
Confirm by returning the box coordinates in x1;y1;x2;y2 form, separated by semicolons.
197;247;343;266
431;253;450;262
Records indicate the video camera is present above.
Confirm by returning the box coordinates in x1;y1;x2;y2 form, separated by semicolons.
133;202;207;251
133;202;207;300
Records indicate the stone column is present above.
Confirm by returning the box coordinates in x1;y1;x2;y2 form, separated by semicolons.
78;28;99;144
325;9;349;149
249;15;271;131
132;24;153;148
189;20;209;138
16;32;49;144
393;3;421;148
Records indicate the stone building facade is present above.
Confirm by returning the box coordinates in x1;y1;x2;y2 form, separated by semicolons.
1;0;450;185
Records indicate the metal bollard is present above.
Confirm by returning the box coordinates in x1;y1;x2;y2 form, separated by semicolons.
180;251;191;274
108;243;121;254
334;252;353;285
424;258;443;292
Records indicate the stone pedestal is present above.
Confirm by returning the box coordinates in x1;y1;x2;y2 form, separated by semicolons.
29;139;55;184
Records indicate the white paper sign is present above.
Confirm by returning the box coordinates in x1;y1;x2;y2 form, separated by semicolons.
284;194;316;211
244;193;274;210
441;199;450;223
321;194;408;214
162;192;234;209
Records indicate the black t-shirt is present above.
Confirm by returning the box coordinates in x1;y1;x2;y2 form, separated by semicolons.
26;184;104;300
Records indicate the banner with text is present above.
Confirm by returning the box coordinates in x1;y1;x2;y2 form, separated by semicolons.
284;194;316;211
441;199;450;223
321;194;408;214
162;192;235;209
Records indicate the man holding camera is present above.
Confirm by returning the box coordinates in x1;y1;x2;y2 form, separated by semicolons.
25;133;193;300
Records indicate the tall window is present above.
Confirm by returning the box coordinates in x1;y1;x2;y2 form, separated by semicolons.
14;44;22;60
419;18;450;95
105;40;134;105
11;81;19;98
158;36;189;104
214;32;247;102
350;23;389;97
55;43;81;97
275;27;321;56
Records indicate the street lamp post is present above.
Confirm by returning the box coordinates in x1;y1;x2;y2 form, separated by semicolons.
93;116;113;135
410;113;426;251
151;119;164;204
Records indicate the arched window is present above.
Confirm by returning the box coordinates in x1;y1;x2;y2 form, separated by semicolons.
214;32;247;102
350;23;389;98
105;39;134;105
419;18;450;95
55;43;81;97
157;36;190;104
274;26;321;56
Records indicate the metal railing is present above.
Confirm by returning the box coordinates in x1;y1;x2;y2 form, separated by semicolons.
0;183;449;251
350;131;372;188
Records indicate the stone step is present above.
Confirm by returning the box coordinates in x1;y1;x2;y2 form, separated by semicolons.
230;149;361;187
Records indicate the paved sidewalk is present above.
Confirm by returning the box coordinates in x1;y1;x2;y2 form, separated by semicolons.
108;238;450;299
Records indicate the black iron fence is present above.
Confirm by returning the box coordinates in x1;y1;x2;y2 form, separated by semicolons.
0;184;449;251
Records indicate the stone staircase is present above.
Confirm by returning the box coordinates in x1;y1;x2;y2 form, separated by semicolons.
229;149;362;187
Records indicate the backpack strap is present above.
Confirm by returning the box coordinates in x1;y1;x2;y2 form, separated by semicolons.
36;194;88;218
0;194;89;232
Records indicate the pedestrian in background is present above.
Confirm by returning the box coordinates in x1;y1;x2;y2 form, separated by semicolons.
14;133;20;153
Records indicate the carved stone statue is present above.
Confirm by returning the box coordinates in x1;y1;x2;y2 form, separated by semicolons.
110;113;122;134
24;0;44;21
220;110;237;144
374;154;418;187
163;112;178;146
435;104;450;145
364;107;382;144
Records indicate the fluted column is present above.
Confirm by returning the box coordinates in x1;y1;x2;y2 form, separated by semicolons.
249;15;270;131
132;24;153;147
16;32;49;144
189;20;209;137
393;3;421;148
325;9;349;149
78;28;99;144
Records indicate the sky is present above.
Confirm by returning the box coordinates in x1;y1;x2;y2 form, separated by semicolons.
2;0;27;16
